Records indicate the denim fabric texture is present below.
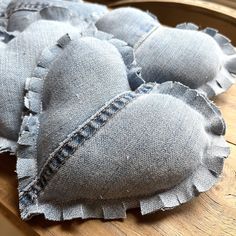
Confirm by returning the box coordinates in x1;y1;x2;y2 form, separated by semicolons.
17;32;229;221
0;9;90;153
6;0;108;32
96;7;236;97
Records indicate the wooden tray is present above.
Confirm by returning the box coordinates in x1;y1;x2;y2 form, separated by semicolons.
0;1;236;235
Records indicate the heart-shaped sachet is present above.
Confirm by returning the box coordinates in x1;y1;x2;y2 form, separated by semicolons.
0;8;90;153
17;32;229;220
6;0;108;32
96;7;236;97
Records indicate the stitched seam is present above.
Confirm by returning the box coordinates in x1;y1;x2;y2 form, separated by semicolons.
134;25;159;51
19;83;155;209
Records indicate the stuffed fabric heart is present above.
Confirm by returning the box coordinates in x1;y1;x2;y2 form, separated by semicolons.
0;7;91;153
17;32;229;221
96;7;236;98
6;0;108;32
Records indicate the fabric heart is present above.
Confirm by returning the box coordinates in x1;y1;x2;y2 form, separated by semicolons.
6;0;108;32
0;7;91;153
96;7;236;97
17;32;229;221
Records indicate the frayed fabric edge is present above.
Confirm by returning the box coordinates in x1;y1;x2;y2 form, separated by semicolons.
17;34;71;193
176;22;236;98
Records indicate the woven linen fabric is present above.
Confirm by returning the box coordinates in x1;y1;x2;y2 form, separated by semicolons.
96;7;236;98
0;9;90;153
17;32;229;221
6;0;108;32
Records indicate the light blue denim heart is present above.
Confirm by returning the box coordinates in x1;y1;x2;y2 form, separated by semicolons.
96;7;236;97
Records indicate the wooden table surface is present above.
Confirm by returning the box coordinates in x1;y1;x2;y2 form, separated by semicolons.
0;0;236;235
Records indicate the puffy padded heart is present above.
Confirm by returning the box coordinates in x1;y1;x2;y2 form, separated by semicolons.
17;33;229;221
96;7;236;97
0;8;90;153
6;0;108;32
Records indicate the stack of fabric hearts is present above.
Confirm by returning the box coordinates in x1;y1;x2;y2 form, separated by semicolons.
0;0;234;221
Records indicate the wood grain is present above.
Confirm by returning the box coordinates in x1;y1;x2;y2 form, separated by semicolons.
206;0;236;9
0;0;235;235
